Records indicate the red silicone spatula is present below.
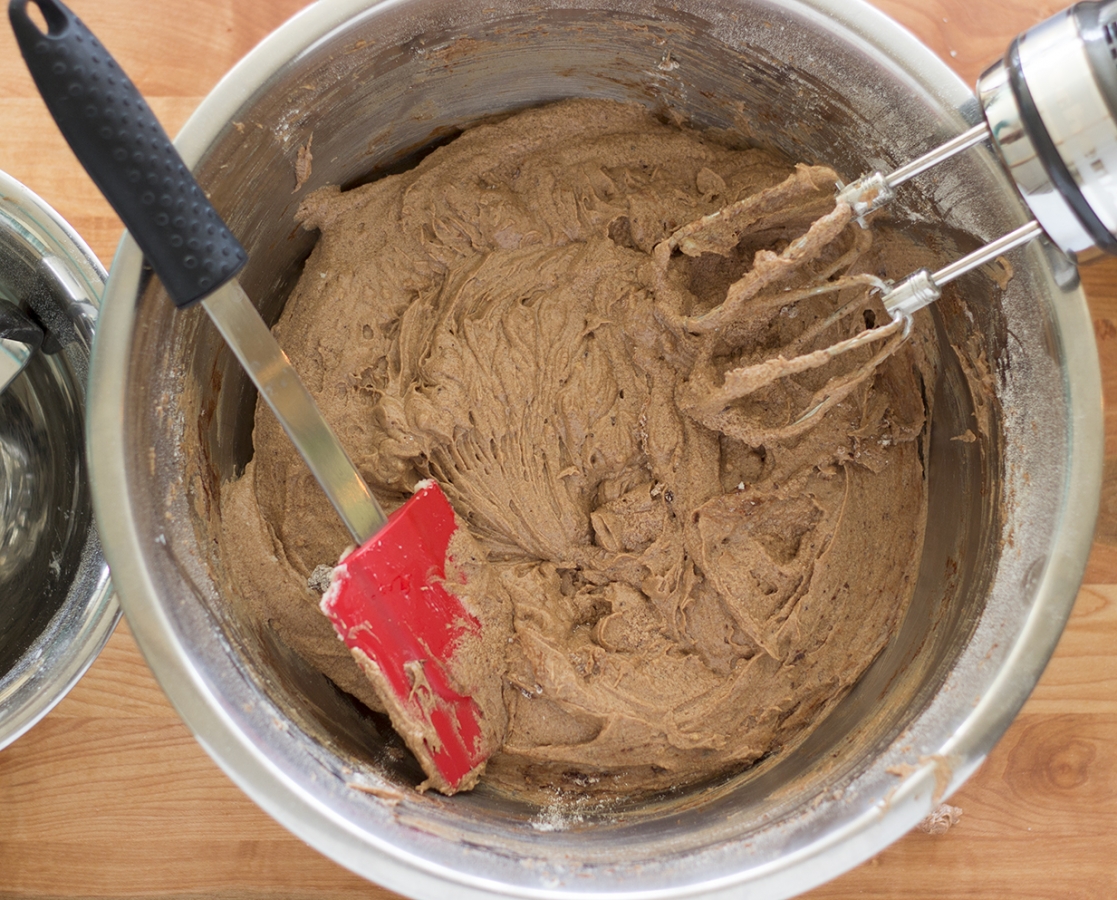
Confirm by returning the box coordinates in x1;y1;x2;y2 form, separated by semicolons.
10;0;489;793
321;481;486;792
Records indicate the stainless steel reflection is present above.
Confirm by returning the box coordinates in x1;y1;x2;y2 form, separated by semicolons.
0;337;33;395
0;391;47;577
1020;8;1117;237
0;169;117;750
977;33;1099;254
87;1;1102;899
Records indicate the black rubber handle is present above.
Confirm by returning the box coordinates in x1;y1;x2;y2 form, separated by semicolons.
9;0;247;307
0;299;44;350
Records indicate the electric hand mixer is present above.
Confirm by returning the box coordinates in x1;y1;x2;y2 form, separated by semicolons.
852;0;1117;316
682;0;1117;426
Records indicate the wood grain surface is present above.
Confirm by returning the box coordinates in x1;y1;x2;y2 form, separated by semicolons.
1;0;1115;896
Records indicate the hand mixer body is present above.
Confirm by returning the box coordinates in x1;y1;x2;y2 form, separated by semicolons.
980;0;1117;258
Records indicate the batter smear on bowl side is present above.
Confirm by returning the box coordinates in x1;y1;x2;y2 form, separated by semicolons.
217;99;936;798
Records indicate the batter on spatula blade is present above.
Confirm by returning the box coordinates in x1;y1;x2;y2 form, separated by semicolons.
216;98;942;800
319;481;503;794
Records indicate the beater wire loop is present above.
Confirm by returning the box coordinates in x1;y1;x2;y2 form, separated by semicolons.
653;167;915;443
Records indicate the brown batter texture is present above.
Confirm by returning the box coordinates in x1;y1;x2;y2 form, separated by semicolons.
217;99;934;799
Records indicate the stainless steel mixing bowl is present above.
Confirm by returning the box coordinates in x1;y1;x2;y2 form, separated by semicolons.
87;0;1102;897
0;169;117;749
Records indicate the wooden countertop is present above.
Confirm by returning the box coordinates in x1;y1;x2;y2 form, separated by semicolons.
1;0;1114;896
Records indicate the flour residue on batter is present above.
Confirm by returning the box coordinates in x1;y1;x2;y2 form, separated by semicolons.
218;99;934;799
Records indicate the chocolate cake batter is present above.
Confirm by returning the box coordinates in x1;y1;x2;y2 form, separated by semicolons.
217;99;934;798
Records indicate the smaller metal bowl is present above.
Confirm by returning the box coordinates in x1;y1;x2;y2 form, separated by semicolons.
0;169;117;750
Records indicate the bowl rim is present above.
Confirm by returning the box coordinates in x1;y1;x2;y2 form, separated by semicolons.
86;0;1103;897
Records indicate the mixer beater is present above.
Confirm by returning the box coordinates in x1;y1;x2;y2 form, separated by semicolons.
679;0;1117;423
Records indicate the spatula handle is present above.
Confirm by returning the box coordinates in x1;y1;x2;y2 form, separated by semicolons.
9;0;247;308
